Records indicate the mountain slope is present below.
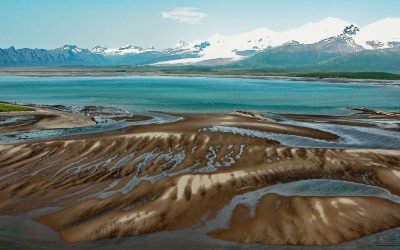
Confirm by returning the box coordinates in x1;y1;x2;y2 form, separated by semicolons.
0;45;105;66
319;49;400;72
233;33;366;69
234;44;400;72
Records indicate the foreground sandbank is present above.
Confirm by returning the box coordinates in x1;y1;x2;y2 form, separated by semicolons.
0;104;400;246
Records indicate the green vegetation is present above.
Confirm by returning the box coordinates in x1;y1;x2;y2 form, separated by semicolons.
1;66;400;80
0;103;34;112
292;72;400;80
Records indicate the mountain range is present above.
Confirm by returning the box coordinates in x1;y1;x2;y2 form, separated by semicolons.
1;17;399;72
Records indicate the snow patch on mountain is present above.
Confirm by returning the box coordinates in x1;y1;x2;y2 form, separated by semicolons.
353;18;400;49
62;45;83;53
91;44;156;56
163;40;210;55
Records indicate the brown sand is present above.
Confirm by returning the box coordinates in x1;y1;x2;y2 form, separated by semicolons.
209;194;400;245
0;111;399;245
0;107;95;131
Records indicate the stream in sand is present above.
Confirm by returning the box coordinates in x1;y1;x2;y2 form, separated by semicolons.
1;180;400;249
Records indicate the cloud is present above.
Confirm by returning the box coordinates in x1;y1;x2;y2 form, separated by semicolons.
161;7;207;24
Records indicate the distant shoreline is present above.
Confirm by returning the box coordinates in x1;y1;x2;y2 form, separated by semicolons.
1;68;400;84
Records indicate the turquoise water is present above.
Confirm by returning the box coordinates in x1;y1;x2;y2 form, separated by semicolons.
0;76;399;114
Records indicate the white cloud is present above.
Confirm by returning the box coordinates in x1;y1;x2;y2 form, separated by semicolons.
161;7;207;24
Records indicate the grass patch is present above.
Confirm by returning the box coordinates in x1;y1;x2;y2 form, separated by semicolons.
292;72;400;80
0;103;35;112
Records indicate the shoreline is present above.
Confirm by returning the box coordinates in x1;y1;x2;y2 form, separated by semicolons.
1;69;400;85
0;103;96;131
1;102;399;148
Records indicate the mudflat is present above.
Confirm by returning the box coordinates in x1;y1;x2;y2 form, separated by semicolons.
0;104;400;246
0;105;95;131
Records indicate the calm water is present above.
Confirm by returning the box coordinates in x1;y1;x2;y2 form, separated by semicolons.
0;76;399;115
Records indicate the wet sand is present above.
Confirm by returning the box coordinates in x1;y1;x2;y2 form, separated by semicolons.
209;194;400;245
281;108;400;130
0;106;95;131
111;115;153;122
0;105;400;246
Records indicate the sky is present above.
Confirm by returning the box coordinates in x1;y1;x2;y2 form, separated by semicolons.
1;0;399;49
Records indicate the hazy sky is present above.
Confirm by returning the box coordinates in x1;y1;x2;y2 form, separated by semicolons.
1;0;399;49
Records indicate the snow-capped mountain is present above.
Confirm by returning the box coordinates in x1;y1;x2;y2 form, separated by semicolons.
60;45;88;54
156;17;355;65
1;17;399;68
91;44;156;56
80;17;400;66
312;32;364;54
164;40;210;55
156;17;400;65
90;45;107;54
